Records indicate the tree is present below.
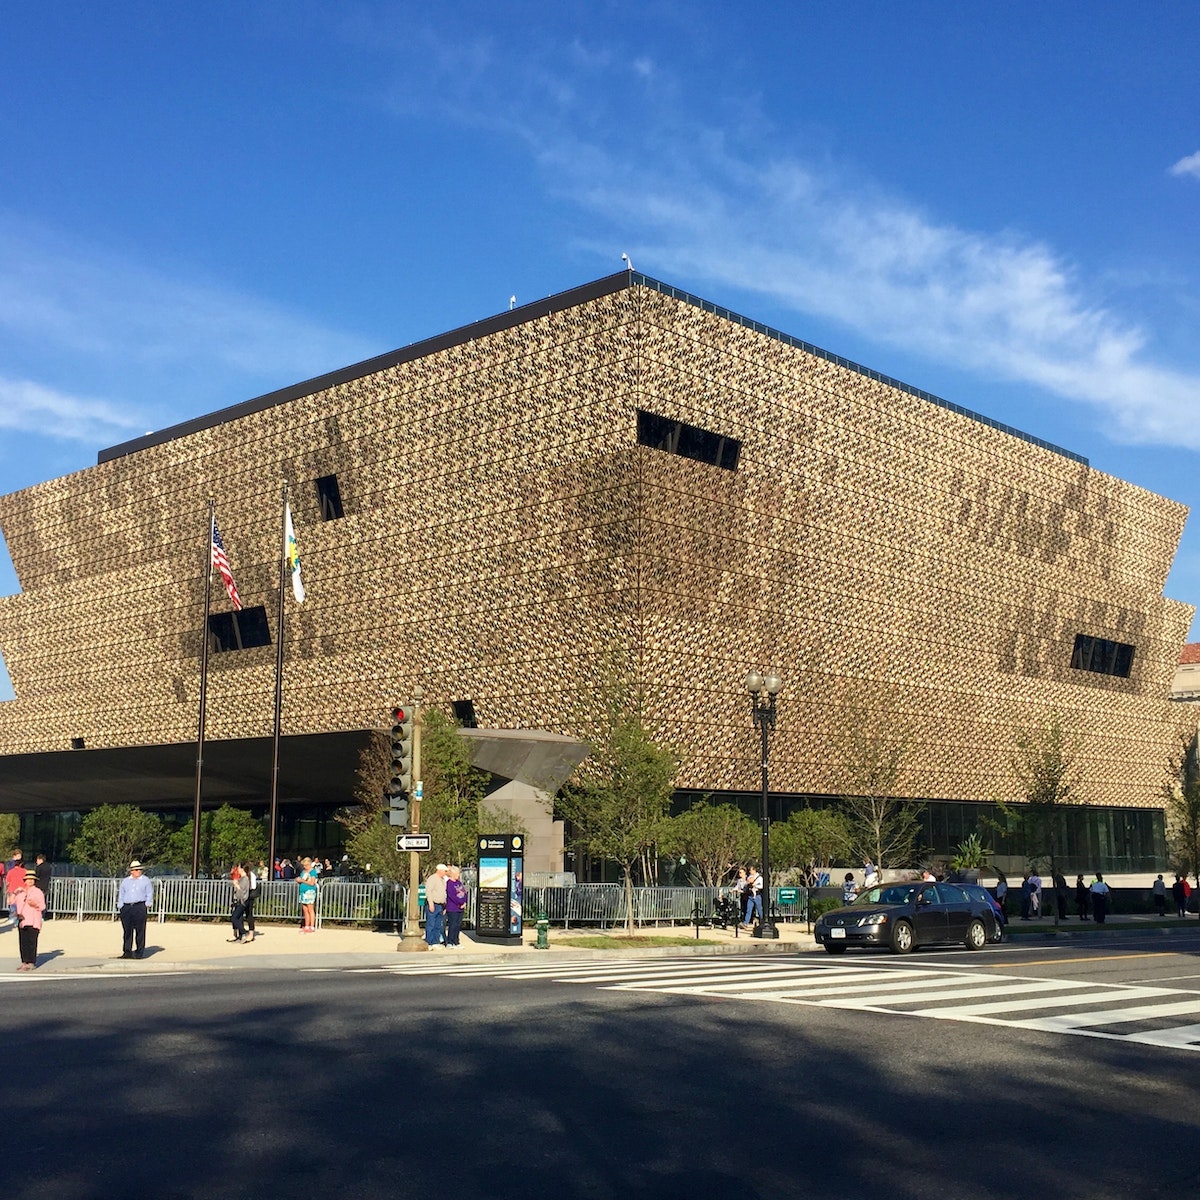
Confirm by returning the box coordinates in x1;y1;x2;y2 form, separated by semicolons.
556;683;678;932
1165;729;1200;892
833;715;922;875
769;807;853;886
338;709;497;879
0;813;20;856
660;799;757;886
165;805;267;877
70;805;167;876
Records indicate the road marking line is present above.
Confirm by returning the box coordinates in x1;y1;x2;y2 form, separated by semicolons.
1011;998;1200;1031
983;952;1175;967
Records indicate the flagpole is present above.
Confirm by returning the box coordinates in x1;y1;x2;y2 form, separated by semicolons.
192;500;215;879
268;481;288;874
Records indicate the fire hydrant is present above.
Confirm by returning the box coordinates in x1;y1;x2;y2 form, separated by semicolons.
535;908;550;950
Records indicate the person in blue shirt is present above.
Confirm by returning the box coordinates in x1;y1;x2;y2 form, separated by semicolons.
842;873;859;904
117;860;154;959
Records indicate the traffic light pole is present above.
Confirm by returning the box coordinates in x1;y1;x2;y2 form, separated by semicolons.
397;689;427;952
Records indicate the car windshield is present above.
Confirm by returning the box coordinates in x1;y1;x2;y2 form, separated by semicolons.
856;884;919;905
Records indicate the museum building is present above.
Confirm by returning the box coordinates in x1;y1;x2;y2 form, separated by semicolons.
0;270;1192;872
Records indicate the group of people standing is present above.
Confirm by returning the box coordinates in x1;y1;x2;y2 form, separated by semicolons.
1152;873;1193;918
4;849;51;970
422;863;469;947
730;866;765;928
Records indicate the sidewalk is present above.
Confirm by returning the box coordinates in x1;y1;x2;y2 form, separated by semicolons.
3;911;1195;975
0;914;816;974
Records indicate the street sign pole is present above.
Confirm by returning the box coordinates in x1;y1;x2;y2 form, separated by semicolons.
397;689;427;952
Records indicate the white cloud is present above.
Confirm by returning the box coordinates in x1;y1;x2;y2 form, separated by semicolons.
1168;151;1200;180
427;47;1200;450
0;376;143;445
0;214;379;444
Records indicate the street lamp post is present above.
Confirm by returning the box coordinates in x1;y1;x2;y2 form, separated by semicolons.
745;670;782;940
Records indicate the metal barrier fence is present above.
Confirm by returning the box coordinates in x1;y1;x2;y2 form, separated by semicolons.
44;878;807;929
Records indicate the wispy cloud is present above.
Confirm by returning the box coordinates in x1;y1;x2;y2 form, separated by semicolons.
1169;151;1200;180
373;30;1200;451
0;376;143;445
0;214;378;445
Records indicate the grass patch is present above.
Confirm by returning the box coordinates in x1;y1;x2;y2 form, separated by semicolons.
553;934;726;949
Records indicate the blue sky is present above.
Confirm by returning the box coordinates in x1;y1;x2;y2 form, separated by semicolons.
2;1;1200;702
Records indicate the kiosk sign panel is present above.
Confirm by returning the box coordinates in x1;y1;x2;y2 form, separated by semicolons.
475;834;524;939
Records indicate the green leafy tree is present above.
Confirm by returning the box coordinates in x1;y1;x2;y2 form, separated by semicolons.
834;715;921;875
660;799;757;886
556;684;678;932
0;813;20;856
1165;730;1200;891
165;805;267;877
338;709;497;879
769;807;853;886
70;805;167;876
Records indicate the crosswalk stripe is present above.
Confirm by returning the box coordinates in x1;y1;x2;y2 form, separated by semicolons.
1011;997;1200;1032
913;986;1169;1018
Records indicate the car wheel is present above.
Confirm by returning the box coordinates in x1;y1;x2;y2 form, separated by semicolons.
890;920;914;954
965;919;987;950
823;942;847;955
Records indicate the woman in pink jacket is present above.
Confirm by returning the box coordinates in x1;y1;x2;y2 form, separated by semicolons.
12;872;45;971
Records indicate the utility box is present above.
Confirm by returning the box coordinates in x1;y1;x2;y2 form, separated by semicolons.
475;834;524;939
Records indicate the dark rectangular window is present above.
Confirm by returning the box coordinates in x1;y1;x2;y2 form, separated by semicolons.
1071;633;1135;678
452;699;478;728
315;474;345;521
208;606;272;653
637;409;741;471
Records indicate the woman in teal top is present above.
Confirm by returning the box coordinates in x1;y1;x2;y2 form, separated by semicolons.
298;856;318;932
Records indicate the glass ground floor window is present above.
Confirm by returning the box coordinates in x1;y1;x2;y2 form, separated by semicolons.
672;790;1167;876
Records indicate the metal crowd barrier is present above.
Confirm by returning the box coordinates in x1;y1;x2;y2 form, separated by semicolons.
45;877;799;929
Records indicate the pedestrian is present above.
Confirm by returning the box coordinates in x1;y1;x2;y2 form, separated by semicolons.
281;858;296;881
733;867;749;924
6;850;25;924
994;871;1009;918
242;862;259;943
11;867;45;970
297;857;318;932
228;863;249;943
1090;872;1110;923
1020;873;1032;920
117;860;154;959
842;872;858;904
863;859;879;888
445;865;468;947
1075;874;1090;920
1172;874;1188;918
424;863;449;947
1053;869;1069;920
34;854;52;920
1152;874;1168;917
743;867;763;928
1028;868;1043;918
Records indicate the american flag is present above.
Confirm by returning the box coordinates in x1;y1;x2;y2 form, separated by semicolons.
211;520;242;611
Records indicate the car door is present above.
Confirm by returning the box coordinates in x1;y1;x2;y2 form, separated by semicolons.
935;883;971;942
913;884;947;944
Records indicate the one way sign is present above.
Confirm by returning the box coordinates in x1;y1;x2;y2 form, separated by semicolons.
396;834;432;852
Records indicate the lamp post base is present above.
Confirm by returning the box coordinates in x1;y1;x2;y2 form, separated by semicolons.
754;920;780;940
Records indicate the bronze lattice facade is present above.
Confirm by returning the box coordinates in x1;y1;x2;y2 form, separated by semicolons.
0;271;1193;825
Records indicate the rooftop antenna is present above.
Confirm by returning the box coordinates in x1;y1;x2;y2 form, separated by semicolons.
621;253;634;273
509;295;516;310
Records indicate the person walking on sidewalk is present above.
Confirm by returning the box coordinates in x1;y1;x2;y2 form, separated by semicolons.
743;867;763;928
228;864;249;943
1172;874;1189;918
12;868;45;970
1152;874;1168;917
242;862;259;943
1053;870;1070;920
117;861;154;958
424;864;449;947
444;866;468;947
1090;872;1110;924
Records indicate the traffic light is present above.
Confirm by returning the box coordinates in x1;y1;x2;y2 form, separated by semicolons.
386;705;413;827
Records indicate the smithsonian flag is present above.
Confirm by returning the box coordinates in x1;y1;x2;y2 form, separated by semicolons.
285;502;305;603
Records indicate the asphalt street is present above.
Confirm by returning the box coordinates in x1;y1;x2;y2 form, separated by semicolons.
8;932;1200;1199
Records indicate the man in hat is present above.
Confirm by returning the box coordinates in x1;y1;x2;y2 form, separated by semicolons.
424;863;449;947
117;860;154;958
